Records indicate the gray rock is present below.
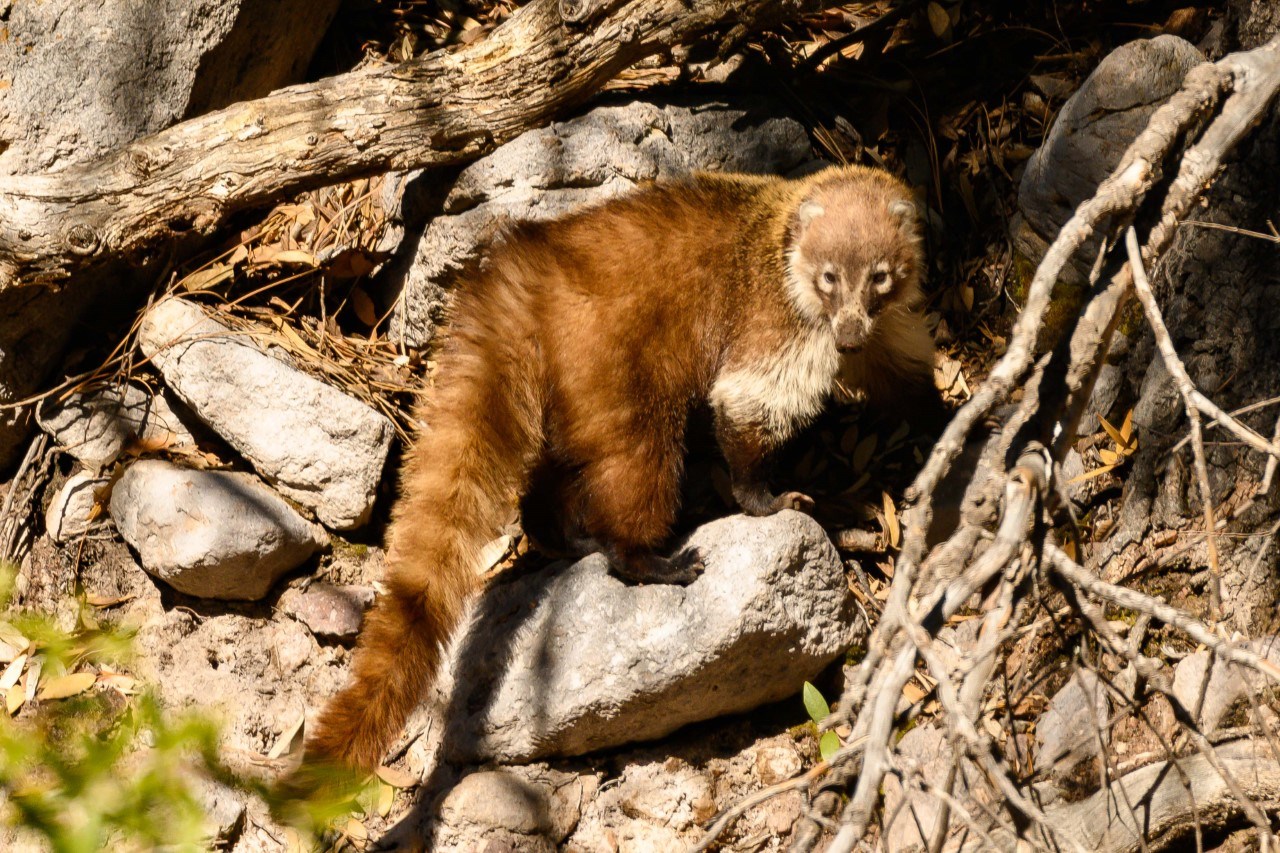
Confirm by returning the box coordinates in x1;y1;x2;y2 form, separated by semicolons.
1035;669;1109;773
1078;362;1125;437
390;98;813;347
110;459;328;600
278;583;374;641
36;383;197;471
0;0;339;176
44;472;111;544
755;742;804;786
196;778;245;845
1014;36;1204;281
434;767;596;852
1060;448;1089;504
882;723;976;852
441;511;860;763
1172;637;1280;732
137;299;394;530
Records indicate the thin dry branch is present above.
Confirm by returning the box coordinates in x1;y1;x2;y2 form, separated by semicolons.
1123;228;1222;613
1045;545;1280;687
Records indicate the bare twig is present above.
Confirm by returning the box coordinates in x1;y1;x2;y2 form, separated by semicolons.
1124;228;1222;614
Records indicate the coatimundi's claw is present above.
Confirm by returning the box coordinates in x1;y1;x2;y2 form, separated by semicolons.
775;491;816;514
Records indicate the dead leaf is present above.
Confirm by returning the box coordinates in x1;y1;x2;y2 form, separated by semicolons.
6;683;23;716
37;671;97;701
375;765;420;789
344;818;369;842
926;2;951;37
1099;412;1137;454
983;716;1004;741
477;535;513;574
1120;408;1136;448
24;658;40;703
375;780;395;817
267;712;306;760
0;622;28;652
852;434;878;473
840;425;860;456
350;287;378;327
0;641;21;664
1066;464;1118;485
0;654;26;691
887;421;911;449
902;681;926;704
98;670;139;695
268;316;319;358
181;264;233;292
882;491;900;549
1098;448;1121;466
270;249;317;267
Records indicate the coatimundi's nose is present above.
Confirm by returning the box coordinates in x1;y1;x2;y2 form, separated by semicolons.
833;313;871;352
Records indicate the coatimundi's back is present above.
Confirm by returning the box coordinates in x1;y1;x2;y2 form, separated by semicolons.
300;164;939;776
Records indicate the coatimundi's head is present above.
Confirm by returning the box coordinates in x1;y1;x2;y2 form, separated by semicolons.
785;169;925;352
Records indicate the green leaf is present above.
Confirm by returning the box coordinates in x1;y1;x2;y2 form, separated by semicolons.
802;681;830;723
819;731;841;762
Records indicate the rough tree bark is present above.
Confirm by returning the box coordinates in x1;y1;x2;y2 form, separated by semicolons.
0;0;828;290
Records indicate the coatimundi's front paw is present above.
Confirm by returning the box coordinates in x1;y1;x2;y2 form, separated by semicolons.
611;548;704;586
772;491;815;514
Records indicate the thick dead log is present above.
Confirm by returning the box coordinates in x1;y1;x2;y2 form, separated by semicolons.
0;0;826;289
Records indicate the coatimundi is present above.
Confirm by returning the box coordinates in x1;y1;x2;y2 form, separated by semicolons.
303;164;938;774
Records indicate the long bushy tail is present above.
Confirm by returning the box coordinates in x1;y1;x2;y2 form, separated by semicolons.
304;272;544;773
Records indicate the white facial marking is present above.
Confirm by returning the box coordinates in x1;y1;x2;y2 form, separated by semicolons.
710;326;840;443
785;247;826;322
818;266;837;294
872;261;893;295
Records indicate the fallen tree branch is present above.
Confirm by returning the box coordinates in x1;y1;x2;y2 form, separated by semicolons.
0;0;831;289
1032;739;1280;853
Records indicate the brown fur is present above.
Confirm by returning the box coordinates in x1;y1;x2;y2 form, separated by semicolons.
302;165;938;773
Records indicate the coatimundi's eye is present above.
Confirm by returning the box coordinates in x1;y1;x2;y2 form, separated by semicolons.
871;270;892;293
819;270;838;292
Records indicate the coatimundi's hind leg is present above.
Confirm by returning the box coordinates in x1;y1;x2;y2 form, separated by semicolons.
715;416;814;516
520;457;586;559
577;427;701;586
519;456;613;560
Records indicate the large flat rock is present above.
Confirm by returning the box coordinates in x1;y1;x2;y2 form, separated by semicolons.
137;298;393;530
440;511;861;763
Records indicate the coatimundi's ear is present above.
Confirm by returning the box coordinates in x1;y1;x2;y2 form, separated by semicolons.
888;198;920;236
797;200;825;230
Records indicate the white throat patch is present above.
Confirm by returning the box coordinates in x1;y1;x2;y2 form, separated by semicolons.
710;324;840;443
